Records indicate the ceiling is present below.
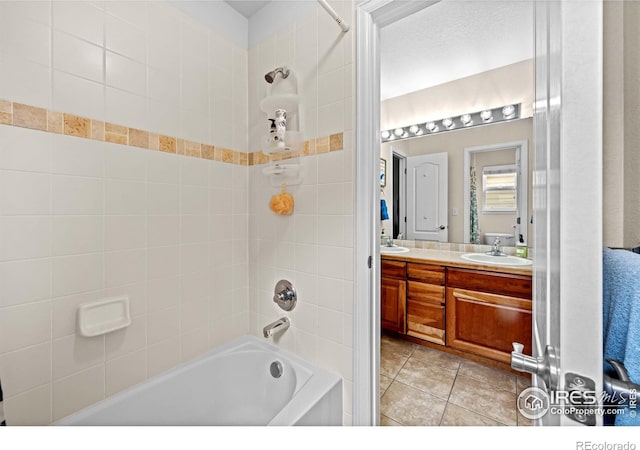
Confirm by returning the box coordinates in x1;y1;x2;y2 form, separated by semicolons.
224;0;270;18
380;1;534;101
221;1;533;102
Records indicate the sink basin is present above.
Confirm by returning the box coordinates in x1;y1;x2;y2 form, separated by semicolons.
380;245;410;254
461;253;532;266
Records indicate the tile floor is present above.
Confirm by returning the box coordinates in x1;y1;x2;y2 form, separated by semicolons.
380;334;533;426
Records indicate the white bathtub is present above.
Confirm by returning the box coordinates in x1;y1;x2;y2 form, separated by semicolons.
55;335;342;426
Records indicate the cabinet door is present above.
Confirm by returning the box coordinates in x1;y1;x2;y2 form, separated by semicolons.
381;277;406;333
446;287;532;364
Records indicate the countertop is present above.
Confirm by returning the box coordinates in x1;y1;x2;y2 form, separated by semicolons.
381;247;533;276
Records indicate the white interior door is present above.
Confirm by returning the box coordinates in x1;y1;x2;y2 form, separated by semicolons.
406;153;448;241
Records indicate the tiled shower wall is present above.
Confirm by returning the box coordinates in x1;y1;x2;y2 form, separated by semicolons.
247;2;355;425
0;1;250;424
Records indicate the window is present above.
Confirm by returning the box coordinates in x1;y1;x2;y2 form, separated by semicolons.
482;165;517;212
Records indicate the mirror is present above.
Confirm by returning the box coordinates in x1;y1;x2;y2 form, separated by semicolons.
379;1;534;245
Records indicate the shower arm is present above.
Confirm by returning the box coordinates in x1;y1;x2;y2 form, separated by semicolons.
317;0;349;33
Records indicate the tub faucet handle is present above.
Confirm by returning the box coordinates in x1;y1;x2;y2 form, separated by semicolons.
273;280;297;311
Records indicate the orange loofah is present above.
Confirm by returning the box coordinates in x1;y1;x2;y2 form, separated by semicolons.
270;183;294;215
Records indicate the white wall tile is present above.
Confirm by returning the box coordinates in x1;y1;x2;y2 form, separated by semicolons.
181;298;209;332
0;300;51;354
105;348;146;397
52;133;104;177
147;337;180;378
105;249;145;288
317;215;344;247
181;215;209;244
0;217;51;262
53;216;103;256
147;183;179;215
317;306;344;344
0;171;51;215
0;258;51;308
105;179;146;215
294;244;318;275
147;215;179;247
317;100;345;137
53;365;105;421
0;342;51;397
105;316;146;360
147;307;179;345
294;215;317;244
105;215;145;251
105;1;149;33
105;87;148;131
318;151;344;184
146;276;179;313
181;185;208;215
53;70;105;121
106;51;147;96
147;245;178;280
52;1;104;46
181;326;209;362
180;243;209;274
317;276;344;312
0;18;51;66
318;67;345;108
52;334;104;380
0;56;52;110
105;13;147;63
317;183;344;216
53;30;104;83
0;125;51;173
3;384;51;425
53;253;104;298
181;270;209;303
147;151;179;184
180;156;208;186
318;246;345;280
105;143;147;181
53;175;103;216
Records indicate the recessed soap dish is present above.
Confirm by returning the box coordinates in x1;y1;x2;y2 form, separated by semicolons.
77;295;131;337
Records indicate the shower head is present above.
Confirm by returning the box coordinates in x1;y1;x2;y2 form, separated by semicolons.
265;67;290;84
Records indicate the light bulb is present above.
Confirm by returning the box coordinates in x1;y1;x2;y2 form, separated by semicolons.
480;110;493;122
409;125;420;134
394;128;405;137
460;114;473;126
502;105;516;119
442;118;455;129
426;122;438;133
381;130;391;139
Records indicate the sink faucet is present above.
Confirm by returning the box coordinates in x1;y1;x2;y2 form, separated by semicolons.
487;237;506;256
263;317;290;338
382;235;394;247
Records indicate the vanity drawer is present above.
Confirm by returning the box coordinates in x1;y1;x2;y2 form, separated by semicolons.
407;298;445;345
381;260;406;279
446;268;532;299
407;281;445;303
407;263;445;285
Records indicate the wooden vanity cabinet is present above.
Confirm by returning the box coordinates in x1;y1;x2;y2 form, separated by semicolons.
445;268;532;364
406;263;446;345
381;260;406;333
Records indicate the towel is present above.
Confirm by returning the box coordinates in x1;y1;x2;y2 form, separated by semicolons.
0;376;5;426
381;199;389;221
603;248;640;426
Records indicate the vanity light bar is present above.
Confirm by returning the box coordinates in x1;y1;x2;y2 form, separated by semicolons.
380;104;521;143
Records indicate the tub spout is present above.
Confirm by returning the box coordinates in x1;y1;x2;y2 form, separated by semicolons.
263;317;290;338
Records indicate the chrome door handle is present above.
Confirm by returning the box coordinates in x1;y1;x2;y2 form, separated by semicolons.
511;342;559;390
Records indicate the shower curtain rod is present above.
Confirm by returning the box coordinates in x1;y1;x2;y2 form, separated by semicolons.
317;0;350;32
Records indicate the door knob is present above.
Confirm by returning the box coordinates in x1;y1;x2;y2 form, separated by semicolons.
511;342;559;390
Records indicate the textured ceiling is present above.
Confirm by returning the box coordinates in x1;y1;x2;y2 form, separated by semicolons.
380;1;534;101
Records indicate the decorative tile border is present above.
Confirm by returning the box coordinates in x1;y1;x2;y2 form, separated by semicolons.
0;99;344;166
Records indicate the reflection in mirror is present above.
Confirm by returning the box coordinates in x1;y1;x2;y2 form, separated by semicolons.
379;0;534;245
